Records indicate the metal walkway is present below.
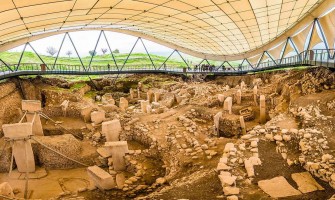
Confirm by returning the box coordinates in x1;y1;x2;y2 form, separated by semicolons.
0;49;334;80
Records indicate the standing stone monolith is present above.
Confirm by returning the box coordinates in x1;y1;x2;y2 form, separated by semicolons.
119;97;128;112
105;141;129;171
239;116;246;135
260;95;266;124
240;81;246;90
60;100;69;117
218;94;225;104
141;100;149;113
137;88;141;99
214;112;222;136
253;86;258;106
22;100;44;136
129;88;134;99
236;90;241;105
80;106;93;123
102;120;122;142
154;92;161;102
147;90;153;103
224;97;233;114
2;123;35;173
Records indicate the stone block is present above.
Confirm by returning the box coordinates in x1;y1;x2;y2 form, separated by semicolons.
2;122;33;139
22;100;41;112
258;176;301;198
102;120;121;142
87;165;115;190
91;111;105;124
105;141;129;171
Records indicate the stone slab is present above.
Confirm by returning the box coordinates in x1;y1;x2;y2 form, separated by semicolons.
91;111;105;124
13;140;36;173
2;123;33;139
102;120;121;142
291;172;324;193
22;100;41;112
26;113;44;136
87;165;115;190
258;176;302;198
116;173;125;189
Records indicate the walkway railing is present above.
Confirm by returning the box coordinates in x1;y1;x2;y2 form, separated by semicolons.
0;49;334;80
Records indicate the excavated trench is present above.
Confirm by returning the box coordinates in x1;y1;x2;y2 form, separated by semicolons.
0;68;335;199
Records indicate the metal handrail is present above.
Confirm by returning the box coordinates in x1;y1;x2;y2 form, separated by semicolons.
0;49;334;79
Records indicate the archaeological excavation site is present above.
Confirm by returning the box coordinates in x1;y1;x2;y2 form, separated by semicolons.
1;0;335;199
0;67;335;200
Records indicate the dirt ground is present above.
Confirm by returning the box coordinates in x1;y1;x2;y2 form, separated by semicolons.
0;67;335;199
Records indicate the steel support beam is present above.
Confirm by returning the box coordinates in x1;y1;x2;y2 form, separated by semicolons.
279;38;290;64
316;19;331;59
0;59;13;72
53;33;67;69
176;50;190;69
16;43;28;71
159;50;175;70
67;33;87;71
27;42;48;69
102;31;119;70
120;37;140;71
305;19;317;60
88;31;103;71
140;38;156;69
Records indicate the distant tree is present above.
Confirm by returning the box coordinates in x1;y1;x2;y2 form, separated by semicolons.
101;48;108;55
46;46;57;57
89;50;97;56
113;49;120;54
65;50;72;58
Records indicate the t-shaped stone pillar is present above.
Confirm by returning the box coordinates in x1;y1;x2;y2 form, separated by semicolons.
223;97;233;114
260;95;266;124
102;120;121;142
119;97;128;112
22;100;44;136
105;141;129;171
2;123;35;173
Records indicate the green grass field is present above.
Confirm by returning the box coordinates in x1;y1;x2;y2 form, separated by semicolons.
0;51;241;70
0;51;190;69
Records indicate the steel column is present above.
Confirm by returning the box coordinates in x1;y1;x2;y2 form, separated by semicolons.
16;43;28;71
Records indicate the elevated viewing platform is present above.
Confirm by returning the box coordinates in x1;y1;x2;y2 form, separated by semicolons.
0;49;334;80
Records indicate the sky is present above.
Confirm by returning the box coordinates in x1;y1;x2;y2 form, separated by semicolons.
10;31;174;57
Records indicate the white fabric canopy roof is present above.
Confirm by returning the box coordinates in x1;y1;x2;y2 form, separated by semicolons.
0;0;331;60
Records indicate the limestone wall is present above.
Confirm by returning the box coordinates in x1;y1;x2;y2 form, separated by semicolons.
0;81;22;132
